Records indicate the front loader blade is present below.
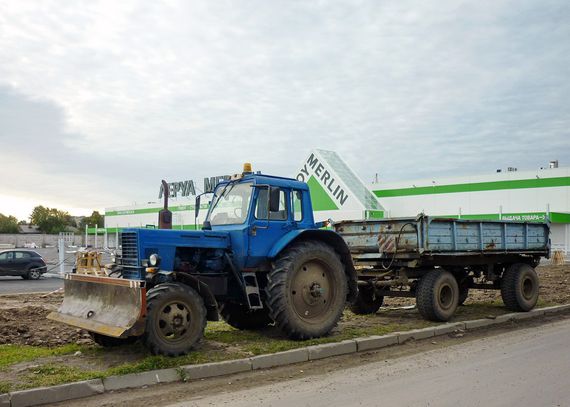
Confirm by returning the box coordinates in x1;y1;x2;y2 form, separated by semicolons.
47;274;146;338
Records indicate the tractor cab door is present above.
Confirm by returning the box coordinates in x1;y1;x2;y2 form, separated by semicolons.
246;186;293;268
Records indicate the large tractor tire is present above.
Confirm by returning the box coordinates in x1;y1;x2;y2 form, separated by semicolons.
266;240;347;340
455;271;472;306
219;301;272;330
500;263;539;312
143;283;206;356
350;286;384;315
89;332;139;347
416;269;459;322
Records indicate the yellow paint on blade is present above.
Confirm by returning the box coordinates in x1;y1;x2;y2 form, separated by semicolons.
47;311;126;337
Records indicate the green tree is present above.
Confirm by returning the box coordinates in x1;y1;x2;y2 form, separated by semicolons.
80;211;105;229
0;214;19;233
30;205;74;234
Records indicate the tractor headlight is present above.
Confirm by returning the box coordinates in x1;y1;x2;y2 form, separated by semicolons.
149;253;160;267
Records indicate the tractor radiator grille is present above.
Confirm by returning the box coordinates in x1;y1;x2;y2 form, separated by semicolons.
120;232;139;267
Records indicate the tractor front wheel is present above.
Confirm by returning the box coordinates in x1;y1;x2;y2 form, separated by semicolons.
266;241;347;339
143;283;206;356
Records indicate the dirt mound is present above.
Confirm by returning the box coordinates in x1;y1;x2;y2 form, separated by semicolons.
0;300;92;347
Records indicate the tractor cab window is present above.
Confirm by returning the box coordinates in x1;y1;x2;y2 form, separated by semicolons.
255;188;287;221
207;181;253;226
292;190;303;221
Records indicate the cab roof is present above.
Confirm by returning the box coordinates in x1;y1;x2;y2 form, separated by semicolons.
217;172;308;191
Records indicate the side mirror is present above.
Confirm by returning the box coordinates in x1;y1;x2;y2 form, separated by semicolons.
269;187;280;213
195;195;201;218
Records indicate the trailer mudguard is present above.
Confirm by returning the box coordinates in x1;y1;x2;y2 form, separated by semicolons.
267;229;358;302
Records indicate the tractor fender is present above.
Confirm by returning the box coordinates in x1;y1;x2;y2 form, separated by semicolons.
268;229;357;302
173;272;219;321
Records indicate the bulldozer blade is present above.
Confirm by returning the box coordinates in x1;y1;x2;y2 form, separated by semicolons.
47;274;146;338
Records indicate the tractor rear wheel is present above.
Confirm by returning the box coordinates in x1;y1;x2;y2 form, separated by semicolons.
350;286;384;314
219;301;272;330
500;263;539;312
416;269;459;322
266;241;347;340
143;283;206;356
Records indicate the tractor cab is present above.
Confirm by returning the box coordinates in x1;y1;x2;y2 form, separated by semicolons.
200;165;319;270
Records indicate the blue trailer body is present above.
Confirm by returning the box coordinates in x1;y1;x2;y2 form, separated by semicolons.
335;215;550;263
335;214;549;321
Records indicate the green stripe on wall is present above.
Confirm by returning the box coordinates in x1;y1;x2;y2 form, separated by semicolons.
374;176;570;198
106;204;209;217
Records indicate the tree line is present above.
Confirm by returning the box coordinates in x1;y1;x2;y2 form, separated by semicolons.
0;206;104;234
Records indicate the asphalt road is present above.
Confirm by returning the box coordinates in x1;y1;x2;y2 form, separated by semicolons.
0;276;63;294
170;318;570;407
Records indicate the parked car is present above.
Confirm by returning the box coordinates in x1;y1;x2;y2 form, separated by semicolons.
0;250;47;280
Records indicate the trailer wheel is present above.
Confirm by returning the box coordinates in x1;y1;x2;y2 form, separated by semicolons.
350;286;384;314
219;301;272;330
266;240;347;339
500;263;539;312
416;270;459;322
143;283;206;356
89;332;138;347
455;272;472;306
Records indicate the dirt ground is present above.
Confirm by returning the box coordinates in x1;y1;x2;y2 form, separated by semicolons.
0;264;568;348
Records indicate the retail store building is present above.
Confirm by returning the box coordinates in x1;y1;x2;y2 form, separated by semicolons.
102;150;569;253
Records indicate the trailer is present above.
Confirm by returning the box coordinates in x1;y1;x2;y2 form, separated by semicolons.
334;214;550;321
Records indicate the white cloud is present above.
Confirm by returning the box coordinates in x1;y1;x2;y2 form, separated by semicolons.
0;0;568;219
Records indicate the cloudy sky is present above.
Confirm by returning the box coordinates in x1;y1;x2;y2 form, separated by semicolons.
0;0;569;220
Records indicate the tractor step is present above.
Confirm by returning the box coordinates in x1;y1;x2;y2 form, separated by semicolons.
242;272;264;310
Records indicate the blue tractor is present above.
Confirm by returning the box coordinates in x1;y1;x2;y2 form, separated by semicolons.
49;165;357;355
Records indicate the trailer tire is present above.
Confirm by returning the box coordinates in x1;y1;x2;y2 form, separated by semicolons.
500;263;539;312
455;272;472;306
266;240;347;340
350;286;384;314
416;269;459;322
143;283;206;356
219;301;272;330
89;332;138;347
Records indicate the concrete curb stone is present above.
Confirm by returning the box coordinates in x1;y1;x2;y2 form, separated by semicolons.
464;318;498;329
397;327;435;344
0;394;10;407
509;310;543;320
9;379;104;407
308;340;357;360
182;358;251;380
433;322;466;336
251;348;309;370
542;304;570;314
355;334;398;352
103;368;180;391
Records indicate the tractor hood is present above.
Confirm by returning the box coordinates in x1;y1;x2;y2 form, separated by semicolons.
119;228;231;278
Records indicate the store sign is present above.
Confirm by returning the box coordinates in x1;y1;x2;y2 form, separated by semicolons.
502;213;547;222
296;153;349;206
158;175;230;199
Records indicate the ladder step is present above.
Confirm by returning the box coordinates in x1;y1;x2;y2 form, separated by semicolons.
243;272;264;310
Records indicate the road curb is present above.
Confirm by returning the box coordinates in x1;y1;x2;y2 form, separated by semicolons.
2;304;569;406
8;379;103;407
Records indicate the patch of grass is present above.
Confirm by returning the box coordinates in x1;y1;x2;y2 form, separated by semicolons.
0;344;87;370
21;364;102;389
0;381;10;394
